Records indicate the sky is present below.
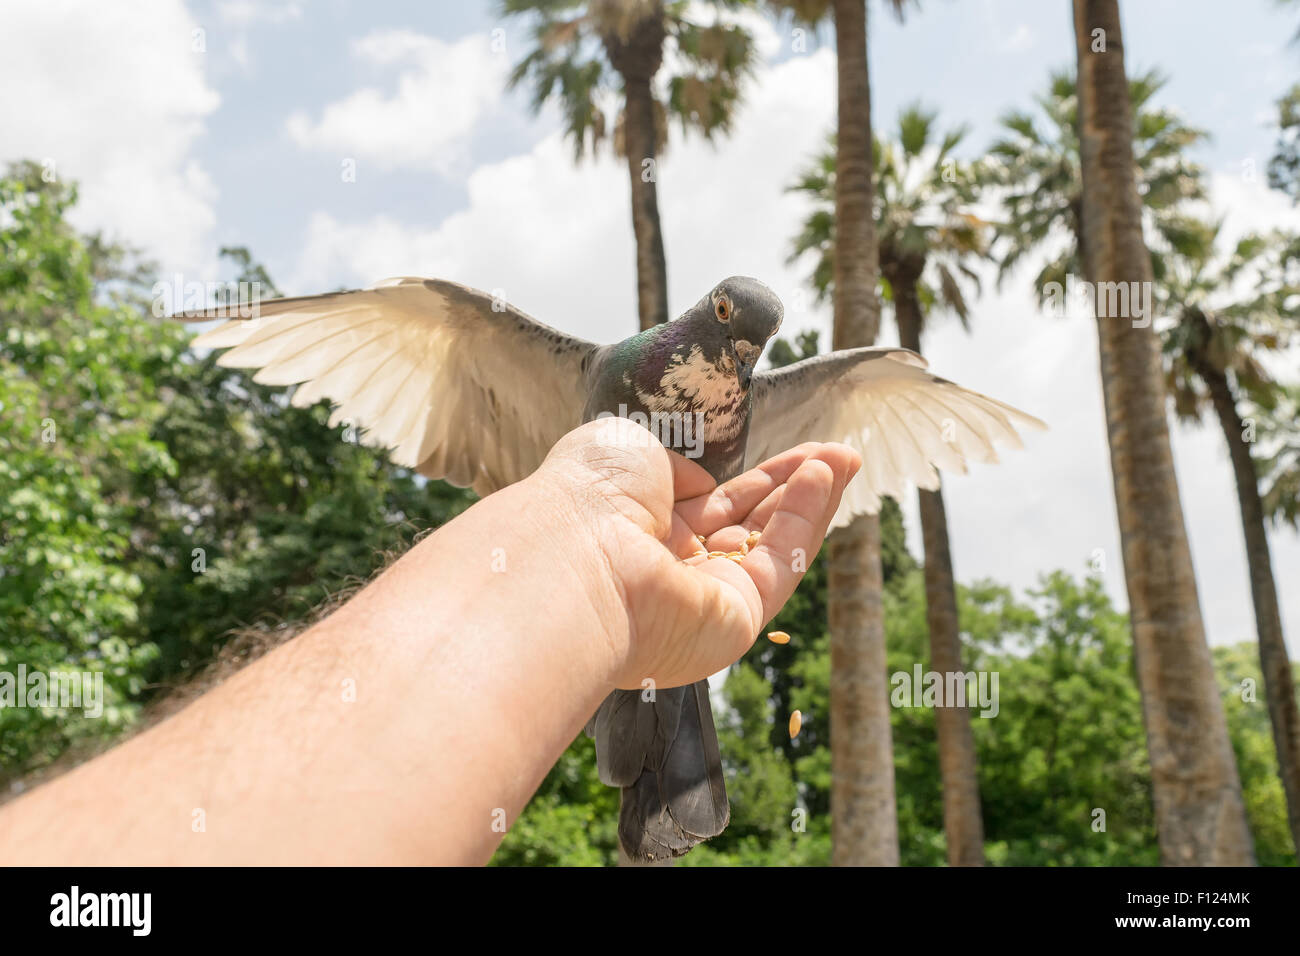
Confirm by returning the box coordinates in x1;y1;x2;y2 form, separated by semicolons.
3;0;1299;654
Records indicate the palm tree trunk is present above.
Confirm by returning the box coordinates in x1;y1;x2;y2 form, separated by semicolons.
893;272;986;867
620;73;669;331
829;0;897;867
1072;0;1254;865
1190;339;1300;855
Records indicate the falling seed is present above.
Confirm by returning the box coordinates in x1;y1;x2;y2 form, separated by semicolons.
745;530;761;550
697;534;707;544
708;550;728;558
739;540;749;555
767;630;791;645
789;710;802;739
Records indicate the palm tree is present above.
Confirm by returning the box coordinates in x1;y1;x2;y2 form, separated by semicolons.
986;67;1208;297
1267;83;1300;202
1161;224;1300;855
824;0;892;870
1071;0;1254;864
769;0;913;867
790;106;989;866
1258;385;1300;528
503;0;756;331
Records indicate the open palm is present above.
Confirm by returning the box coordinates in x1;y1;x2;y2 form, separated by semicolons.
538;419;861;689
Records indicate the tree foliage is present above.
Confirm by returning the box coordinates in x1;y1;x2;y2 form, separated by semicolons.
502;0;758;160
984;68;1208;294
0;166;473;782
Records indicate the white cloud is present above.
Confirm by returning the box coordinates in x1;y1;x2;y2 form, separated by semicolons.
0;0;220;276
217;0;304;27
210;0;304;74
285;44;838;337
286;135;632;325
1208;168;1300;239
229;35;251;71
285;30;507;174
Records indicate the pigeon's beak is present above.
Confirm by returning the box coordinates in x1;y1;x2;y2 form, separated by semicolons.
734;340;761;390
738;358;756;390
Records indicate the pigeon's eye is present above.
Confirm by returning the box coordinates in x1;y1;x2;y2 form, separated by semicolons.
715;299;730;322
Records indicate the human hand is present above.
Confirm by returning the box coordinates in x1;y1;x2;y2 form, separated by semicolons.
527;417;861;690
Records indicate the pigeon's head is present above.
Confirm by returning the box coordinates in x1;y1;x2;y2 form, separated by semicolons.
705;276;783;390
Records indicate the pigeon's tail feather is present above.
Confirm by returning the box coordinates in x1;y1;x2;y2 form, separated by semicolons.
614;680;729;863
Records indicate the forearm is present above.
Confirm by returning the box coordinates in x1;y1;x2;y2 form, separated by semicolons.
0;474;625;865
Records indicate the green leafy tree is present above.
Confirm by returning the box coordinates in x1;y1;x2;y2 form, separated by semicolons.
971;572;1156;865
0;166;475;784
132;251;475;685
1214;643;1300;866
0;164;175;774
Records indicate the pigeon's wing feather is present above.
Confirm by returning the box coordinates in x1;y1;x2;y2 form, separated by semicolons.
185;278;598;496
749;347;1046;529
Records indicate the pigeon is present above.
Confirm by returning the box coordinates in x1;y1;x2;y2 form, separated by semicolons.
182;274;1045;861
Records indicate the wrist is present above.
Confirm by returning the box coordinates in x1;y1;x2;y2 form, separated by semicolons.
491;469;634;688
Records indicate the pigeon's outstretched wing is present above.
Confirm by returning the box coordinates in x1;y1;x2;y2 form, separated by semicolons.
183;278;600;496
749;347;1046;529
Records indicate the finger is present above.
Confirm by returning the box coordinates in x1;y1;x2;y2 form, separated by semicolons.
675;442;823;534
664;444;863;681
744;484;787;531
666;448;717;502
666;512;708;559
681;549;712;568
688;442;860;556
702;486;784;553
805;443;860;517
742;457;845;623
682;457;845;655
